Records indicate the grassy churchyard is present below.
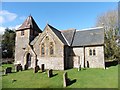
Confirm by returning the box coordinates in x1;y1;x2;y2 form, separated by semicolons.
2;64;118;88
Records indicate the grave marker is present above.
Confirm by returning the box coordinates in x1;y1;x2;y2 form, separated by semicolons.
48;69;53;78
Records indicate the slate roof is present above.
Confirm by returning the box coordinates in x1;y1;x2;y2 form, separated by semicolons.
30;35;40;45
16;15;42;33
47;24;68;45
72;27;104;46
19;16;104;47
61;29;76;46
30;25;104;46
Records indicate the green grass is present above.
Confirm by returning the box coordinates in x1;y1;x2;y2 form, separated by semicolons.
2;64;118;88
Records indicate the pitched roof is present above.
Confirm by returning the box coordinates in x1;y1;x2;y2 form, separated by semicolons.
61;29;76;46
72;27;104;46
16;15;42;33
47;24;68;45
30;24;104;47
30;35;40;45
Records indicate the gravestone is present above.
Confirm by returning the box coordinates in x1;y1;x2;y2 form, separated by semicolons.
41;64;45;72
15;64;22;72
19;65;22;71
48;69;53;78
78;64;81;71
63;72;71;87
63;72;67;87
34;66;40;73
24;64;28;70
87;61;89;68
5;67;12;74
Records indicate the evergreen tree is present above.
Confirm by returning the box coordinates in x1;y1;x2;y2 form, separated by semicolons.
2;28;16;58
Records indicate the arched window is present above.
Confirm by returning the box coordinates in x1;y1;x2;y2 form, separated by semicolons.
50;42;54;55
89;49;92;56
41;43;45;56
93;49;96;55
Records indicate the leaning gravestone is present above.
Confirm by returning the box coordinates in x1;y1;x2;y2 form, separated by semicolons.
63;72;67;87
48;69;53;78
63;72;71;87
5;67;12;74
41;64;45;72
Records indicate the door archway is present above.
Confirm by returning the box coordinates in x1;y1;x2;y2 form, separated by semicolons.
26;53;31;68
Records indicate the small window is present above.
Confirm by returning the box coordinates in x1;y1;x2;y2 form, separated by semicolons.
93;49;96;56
50;42;54;55
89;49;92;56
41;43;45;56
21;30;24;36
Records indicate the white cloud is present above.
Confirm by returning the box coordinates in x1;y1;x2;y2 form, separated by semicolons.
0;26;6;35
0;10;17;23
0;24;21;35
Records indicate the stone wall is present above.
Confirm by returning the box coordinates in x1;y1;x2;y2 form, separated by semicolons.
37;57;64;70
85;46;105;68
72;47;84;68
15;29;30;63
15;29;39;70
72;46;105;68
33;25;65;70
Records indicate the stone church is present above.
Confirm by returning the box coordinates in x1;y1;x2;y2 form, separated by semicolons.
15;15;105;70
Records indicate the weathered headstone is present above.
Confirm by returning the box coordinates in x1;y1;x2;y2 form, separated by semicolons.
5;67;12;74
87;61;89;68
41;64;45;72
24;64;28;70
34;66;40;73
48;69;53;78
19;65;22;71
15;64;22;72
63;72;67;87
63;72;71;87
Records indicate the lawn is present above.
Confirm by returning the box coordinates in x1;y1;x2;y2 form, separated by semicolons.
2;64;118;88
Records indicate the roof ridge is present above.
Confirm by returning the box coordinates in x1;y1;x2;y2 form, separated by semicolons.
60;29;76;32
76;27;103;32
47;24;68;45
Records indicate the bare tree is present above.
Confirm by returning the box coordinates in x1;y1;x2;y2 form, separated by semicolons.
96;9;120;61
96;9;118;31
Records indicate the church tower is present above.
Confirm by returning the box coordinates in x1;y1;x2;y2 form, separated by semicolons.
15;15;42;67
